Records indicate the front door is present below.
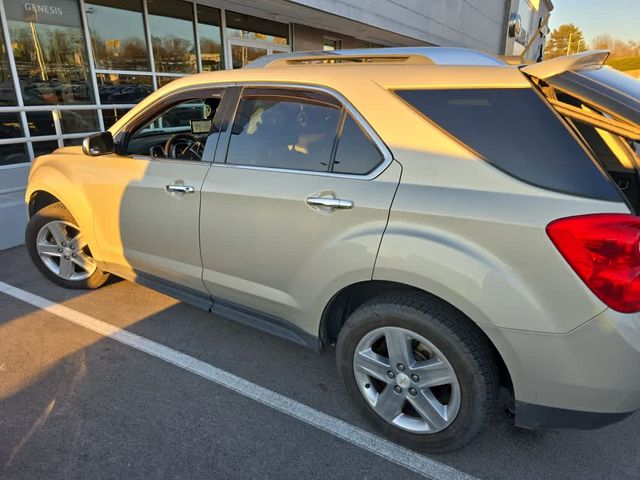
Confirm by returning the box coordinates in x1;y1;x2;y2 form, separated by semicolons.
199;86;401;335
89;89;224;296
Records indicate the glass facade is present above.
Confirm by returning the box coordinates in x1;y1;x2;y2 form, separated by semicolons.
0;0;394;167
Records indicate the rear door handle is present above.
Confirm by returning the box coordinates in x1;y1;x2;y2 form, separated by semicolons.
306;196;354;210
165;184;195;195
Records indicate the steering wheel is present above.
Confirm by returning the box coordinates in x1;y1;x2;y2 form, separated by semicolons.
163;133;204;161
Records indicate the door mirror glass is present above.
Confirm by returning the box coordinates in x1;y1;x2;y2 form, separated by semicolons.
82;131;114;156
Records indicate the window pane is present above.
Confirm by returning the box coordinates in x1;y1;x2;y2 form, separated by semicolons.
227;94;341;171
0;113;24;139
333;115;382;175
231;45;267;69
27;111;56;136
85;0;150;71
96;73;152;104
323;38;342;51
226;11;288;45
63;137;85;146
102;107;130;129
0;143;29;166
197;5;223;71
0;20;17;105
147;0;196;74
396;88;620;201
59;110;99;134
156;76;183;88
5;0;93;105
33;140;59;156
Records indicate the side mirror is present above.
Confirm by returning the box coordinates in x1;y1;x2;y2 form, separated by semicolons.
82;131;114;156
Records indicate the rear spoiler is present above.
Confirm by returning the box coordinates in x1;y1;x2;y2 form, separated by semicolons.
521;50;610;79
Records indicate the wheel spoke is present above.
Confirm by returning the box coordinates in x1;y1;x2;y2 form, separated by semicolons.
412;358;456;388
407;389;449;431
71;233;88;251
47;222;69;246
384;329;413;367
374;385;405;421
71;252;96;273
354;349;391;382
58;256;75;279
38;242;61;257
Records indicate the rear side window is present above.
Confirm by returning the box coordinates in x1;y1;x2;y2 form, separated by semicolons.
395;88;621;201
333;114;383;175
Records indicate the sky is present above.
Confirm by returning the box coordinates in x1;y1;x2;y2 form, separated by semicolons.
548;0;639;44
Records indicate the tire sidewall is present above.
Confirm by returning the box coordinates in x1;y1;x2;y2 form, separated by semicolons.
25;204;107;290
336;298;496;452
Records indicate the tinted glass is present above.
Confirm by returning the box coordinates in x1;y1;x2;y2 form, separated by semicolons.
0;143;29;165
59;110;99;133
102;107;130;129
27;111;56;136
0;113;24;139
227;94;341;171
197;5;223;71
226;11;288;45
63;137;85;146
231;45;267;69
396;88;620;201
147;0;196;74
333;115;382;174
156;76;183;88
85;0;150;71
0;21;17;106
33;140;59;156
6;0;93;105
96;73;152;104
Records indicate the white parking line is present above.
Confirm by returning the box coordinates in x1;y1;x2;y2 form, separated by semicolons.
0;281;478;480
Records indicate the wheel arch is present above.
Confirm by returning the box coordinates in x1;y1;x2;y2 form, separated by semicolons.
319;280;513;393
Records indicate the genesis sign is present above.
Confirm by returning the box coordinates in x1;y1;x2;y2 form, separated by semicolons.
5;0;79;27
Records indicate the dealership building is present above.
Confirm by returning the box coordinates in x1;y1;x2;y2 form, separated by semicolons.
0;0;552;248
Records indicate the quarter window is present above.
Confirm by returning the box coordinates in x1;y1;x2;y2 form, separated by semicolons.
226;92;341;172
332;114;383;175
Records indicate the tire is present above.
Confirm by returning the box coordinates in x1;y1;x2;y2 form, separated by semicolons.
26;202;109;289
336;291;499;452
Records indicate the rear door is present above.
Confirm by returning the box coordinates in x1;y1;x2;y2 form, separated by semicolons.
199;86;401;338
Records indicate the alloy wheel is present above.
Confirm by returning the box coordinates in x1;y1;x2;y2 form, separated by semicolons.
353;326;461;434
35;220;97;281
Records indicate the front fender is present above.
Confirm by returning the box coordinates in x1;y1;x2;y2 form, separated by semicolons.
26;154;101;261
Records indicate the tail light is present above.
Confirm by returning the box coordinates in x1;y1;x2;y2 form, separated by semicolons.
546;214;640;313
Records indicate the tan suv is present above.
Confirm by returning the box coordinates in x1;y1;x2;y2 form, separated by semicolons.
25;48;640;451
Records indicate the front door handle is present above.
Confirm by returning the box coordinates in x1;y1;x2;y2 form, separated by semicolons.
165;184;195;195
306;196;354;210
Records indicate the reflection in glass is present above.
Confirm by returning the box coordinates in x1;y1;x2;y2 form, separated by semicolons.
5;0;93;105
102;107;130;129
27;111;56;136
147;0;196;74
0;143;29;165
59;110;99;134
226;11;288;45
0;20;17;106
96;73;152;104
0;113;24;139
231;45;268;69
33;140;59;157
197;5;223;71
63;137;85;146
85;0;150;71
156;76;184;88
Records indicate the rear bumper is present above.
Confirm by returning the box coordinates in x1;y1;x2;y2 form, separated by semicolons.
482;308;640;429
515;401;635;430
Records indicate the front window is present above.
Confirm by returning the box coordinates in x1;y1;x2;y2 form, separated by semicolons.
126;94;221;161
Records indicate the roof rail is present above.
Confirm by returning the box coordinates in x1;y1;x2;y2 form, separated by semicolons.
521;50;610;79
262;53;433;68
245;47;505;69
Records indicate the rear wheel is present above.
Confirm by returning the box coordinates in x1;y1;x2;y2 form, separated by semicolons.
336;292;498;452
26;202;109;289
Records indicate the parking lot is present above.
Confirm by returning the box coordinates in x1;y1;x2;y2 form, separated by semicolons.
1;244;639;480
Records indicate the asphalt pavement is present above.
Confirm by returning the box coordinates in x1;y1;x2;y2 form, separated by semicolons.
1;246;639;479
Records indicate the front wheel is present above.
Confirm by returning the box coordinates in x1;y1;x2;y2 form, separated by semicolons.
26;202;109;289
336;292;499;452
